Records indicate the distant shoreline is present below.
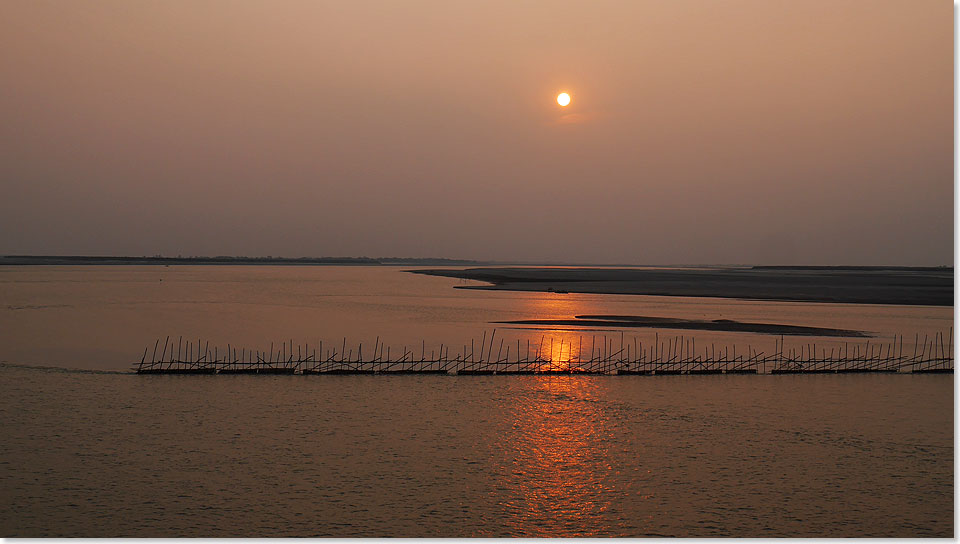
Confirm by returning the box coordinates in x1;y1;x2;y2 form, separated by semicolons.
0;255;482;267
410;266;954;306
2;255;950;271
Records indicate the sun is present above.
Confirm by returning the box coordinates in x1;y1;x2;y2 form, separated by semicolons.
557;92;571;107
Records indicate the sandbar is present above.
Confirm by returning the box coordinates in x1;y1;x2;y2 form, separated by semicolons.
496;315;868;337
410;266;953;306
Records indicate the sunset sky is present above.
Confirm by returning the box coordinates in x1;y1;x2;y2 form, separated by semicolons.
0;0;952;265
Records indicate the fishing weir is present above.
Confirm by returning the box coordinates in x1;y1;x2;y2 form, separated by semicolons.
133;330;953;375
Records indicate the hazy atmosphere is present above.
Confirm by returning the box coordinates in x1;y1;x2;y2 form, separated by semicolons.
1;2;954;537
0;0;952;265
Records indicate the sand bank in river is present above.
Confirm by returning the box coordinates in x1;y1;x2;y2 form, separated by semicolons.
410;266;953;306
496;315;868;337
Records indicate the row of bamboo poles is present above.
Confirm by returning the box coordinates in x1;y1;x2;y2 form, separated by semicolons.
134;329;953;375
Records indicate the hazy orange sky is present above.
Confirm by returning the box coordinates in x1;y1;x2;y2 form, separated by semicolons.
0;0;952;265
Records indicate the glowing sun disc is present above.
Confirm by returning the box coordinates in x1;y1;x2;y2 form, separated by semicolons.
557;92;571;106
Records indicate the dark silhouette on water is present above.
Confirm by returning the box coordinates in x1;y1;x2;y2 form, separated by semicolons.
134;329;953;375
495;315;868;337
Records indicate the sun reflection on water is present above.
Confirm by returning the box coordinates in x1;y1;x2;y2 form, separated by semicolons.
489;376;642;537
510;292;629;374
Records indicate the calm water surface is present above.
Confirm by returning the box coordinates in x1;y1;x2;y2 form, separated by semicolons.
0;266;953;536
0;366;952;537
0;266;952;370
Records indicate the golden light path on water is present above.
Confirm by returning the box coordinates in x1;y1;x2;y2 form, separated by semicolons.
469;295;639;535
493;376;625;536
514;291;631;372
0;267;953;536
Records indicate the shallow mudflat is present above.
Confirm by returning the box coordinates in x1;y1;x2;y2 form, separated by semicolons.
411;266;954;306
496;314;868;337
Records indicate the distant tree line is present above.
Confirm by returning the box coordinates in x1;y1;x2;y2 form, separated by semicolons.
0;255;481;266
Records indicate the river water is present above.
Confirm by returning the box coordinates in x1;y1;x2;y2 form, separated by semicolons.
0;265;953;371
0;266;953;536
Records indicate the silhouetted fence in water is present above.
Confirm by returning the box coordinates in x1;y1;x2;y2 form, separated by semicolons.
134;329;953;375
